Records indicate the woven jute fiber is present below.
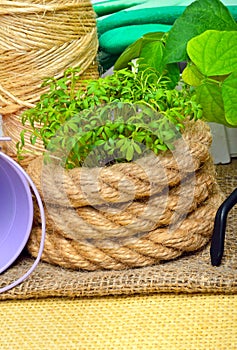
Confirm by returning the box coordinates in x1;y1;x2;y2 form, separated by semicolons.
0;156;237;299
1;0;99;156
1;295;237;350
24;120;223;270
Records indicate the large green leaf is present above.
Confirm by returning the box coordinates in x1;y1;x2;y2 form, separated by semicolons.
182;63;204;86
114;32;164;70
140;40;180;88
187;30;237;76
165;63;180;89
164;0;237;64
140;40;164;72
196;82;230;126
115;31;180;87
114;37;144;70
222;71;237;126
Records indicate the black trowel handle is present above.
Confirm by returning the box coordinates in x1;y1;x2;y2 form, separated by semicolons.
210;188;237;266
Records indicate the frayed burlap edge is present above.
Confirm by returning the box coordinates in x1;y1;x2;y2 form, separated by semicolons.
0;160;237;300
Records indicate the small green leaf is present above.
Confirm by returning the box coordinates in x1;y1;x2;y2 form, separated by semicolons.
56;79;68;90
94;139;106;146
126;144;134;161
156;144;168;151
120;139;129;153
96;126;104;136
104;126;113;138
30;135;37;145
116;139;126;148
68;122;79;132
20;130;25;146
82;131;93;142
133;142;142;154
182;63;204;86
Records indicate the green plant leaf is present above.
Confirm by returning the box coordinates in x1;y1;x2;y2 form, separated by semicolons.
114;32;164;70
140;40;164;73
222;71;237;126
165;63;180;89
156;144;168;151
182;63;204;86
94;139;106;146
18;66;200;167
57;78;68;90
196;81;230;126
114;37;144;70
104;126;113;138
126;144;134;161
187;30;237;76
133;142;142;154
164;0;237;64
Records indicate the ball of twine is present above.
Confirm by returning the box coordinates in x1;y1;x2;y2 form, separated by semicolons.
26;120;223;270
0;0;99;154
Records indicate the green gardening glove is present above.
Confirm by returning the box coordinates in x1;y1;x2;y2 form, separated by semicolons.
92;0;189;71
92;0;237;71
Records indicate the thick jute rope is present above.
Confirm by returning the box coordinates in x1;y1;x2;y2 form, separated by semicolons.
1;0;99;154
26;120;212;208
26;120;223;270
27;192;222;270
32;162;217;240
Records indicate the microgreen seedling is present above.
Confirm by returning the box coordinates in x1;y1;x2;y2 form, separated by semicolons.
17;65;202;168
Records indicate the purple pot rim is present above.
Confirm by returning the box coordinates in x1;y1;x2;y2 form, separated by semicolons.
0;154;34;273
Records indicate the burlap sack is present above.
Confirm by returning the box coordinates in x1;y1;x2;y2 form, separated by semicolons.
0;159;236;300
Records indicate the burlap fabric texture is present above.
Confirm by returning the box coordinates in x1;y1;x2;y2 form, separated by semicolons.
21;119;222;272
1;0;99;158
0;160;236;300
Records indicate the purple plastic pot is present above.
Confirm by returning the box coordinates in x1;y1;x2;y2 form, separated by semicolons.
0;153;34;274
